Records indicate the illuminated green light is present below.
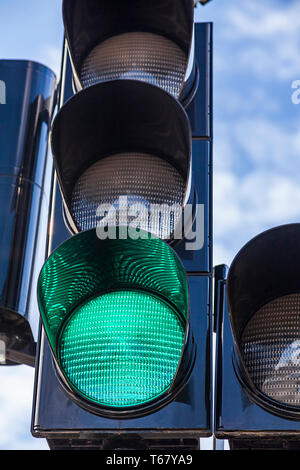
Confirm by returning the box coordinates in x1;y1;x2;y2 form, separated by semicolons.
38;228;189;411
59;290;185;407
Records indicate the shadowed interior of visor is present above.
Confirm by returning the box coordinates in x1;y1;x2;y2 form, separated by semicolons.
80;32;187;98
241;293;300;406
70;152;186;238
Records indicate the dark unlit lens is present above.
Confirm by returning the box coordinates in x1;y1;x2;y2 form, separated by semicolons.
241;293;300;406
70;152;186;239
80;32;187;98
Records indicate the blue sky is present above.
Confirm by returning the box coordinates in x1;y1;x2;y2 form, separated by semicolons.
198;0;300;266
1;0;300;450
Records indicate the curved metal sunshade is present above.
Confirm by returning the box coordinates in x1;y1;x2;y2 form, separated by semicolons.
62;0;195;101
51;79;192;241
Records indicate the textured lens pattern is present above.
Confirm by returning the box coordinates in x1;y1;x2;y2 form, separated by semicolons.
241;293;300;406
38;229;189;354
71;153;185;239
59;290;185;408
80;32;187;98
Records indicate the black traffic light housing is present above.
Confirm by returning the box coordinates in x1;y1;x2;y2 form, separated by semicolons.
31;21;213;450
50;79;192;237
62;0;196;104
215;224;300;450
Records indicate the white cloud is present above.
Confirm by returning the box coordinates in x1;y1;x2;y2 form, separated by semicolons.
213;107;300;266
216;86;280;117
232;117;300;173
213;168;300;265
197;0;300;82
0;367;48;450
221;0;300;81
227;1;300;39
40;44;62;78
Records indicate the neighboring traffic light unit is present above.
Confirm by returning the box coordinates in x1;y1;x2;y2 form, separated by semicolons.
0;60;56;367
215;224;300;450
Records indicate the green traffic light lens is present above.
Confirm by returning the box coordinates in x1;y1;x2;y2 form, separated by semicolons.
59;290;185;408
38;228;189;413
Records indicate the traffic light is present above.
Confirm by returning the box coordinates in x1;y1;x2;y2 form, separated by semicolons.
50;79;192;238
215;224;300;450
31;1;213;450
37;228;195;418
0;60;56;367
62;0;196;104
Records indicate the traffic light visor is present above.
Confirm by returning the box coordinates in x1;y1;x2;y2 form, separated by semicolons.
37;228;190;412
62;0;194;99
50;80;191;241
227;224;300;414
